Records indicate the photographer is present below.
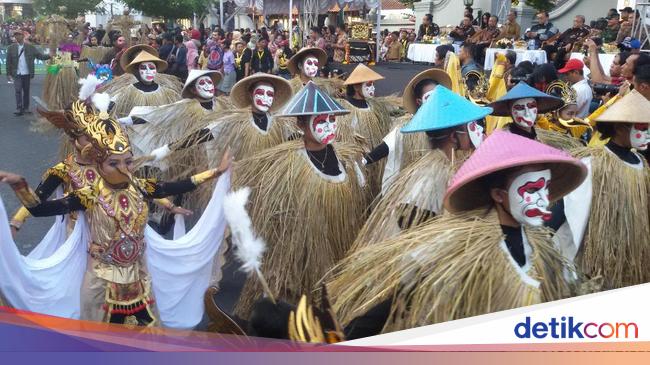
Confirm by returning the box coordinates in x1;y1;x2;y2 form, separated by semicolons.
584;38;628;86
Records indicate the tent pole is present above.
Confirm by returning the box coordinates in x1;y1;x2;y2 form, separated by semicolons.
375;1;381;63
289;0;293;49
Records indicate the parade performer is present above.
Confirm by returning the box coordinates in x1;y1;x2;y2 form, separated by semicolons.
146;72;295;166
364;69;452;191
488;81;568;148
536;80;591;149
100;45;182;118
0;105;232;329
350;85;490;251
329;130;586;338
79;33;112;79
558;90;650;289
287;47;342;95
336;64;393;148
232;81;369;317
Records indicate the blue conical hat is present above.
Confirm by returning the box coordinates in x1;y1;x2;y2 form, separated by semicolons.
401;86;493;134
278;81;349;117
488;81;564;116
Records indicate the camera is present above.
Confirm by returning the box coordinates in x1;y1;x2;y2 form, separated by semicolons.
593;83;620;96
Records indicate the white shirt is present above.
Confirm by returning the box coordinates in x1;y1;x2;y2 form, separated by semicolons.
17;43;29;75
573;78;593;119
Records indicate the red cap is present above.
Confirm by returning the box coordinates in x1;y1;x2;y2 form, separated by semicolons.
558;59;584;73
190;29;201;40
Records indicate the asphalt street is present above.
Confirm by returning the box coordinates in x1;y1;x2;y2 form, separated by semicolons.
0;62;432;315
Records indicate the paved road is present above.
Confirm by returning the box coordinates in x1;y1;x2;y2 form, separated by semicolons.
0;62;433;315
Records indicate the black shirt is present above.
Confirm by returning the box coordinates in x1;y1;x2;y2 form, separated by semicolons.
306;144;342;176
605;140;642;165
346;96;368;109
509;123;538;140
133;81;159;93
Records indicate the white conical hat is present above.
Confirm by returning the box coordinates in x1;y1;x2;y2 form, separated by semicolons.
595;90;650;124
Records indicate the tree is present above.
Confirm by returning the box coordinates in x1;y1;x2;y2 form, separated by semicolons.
33;0;104;17
122;0;213;20
525;0;557;12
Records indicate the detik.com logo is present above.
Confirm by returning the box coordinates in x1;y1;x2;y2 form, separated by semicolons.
514;317;638;339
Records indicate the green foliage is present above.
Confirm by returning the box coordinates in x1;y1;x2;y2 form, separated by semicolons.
525;0;557;12
33;0;102;17
122;0;213;19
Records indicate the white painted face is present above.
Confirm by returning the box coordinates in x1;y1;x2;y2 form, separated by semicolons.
302;56;319;78
511;98;538;129
362;81;375;98
507;169;552;227
138;61;157;84
194;75;215;99
252;83;275;113
309;114;337;145
467;121;485;148
630;123;649;151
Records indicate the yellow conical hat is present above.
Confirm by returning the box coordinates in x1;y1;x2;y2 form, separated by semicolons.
343;64;384;85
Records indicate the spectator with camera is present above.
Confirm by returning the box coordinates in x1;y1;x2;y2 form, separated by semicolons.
584;38;629;86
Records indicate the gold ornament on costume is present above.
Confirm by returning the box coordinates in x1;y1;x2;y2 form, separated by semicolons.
546;80;577;106
85;112;131;160
288;286;345;344
464;70;490;105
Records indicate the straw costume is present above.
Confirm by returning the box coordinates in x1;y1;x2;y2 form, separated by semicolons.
559;90;650;289
99;45;182;118
364;69;453;192
232;82;370;317
287;47;343;96
351;86;491;251
329;131;585;338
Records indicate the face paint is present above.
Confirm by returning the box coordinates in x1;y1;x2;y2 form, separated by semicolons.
421;88;435;104
507;169;552;227
630;123;649;151
194;75;215;99
309;114;337;145
302;56;319;78
361;81;375;98
511;98;538;129
138;61;157;84
467;121;485;148
252;83;275;113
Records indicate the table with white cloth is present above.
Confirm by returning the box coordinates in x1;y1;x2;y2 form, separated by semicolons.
484;48;547;70
570;52;616;77
407;43;461;63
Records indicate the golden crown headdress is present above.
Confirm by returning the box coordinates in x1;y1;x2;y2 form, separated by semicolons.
37;99;93;138
545;80;577;106
463;70;490;105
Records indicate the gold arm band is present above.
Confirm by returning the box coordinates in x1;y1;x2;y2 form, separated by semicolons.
191;169;218;186
10;179;40;208
10;206;31;230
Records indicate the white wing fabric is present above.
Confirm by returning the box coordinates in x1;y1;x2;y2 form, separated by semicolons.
0;194;88;319
27;186;68;260
145;170;231;329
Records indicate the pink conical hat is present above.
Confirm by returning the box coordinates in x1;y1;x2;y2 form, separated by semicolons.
444;130;587;213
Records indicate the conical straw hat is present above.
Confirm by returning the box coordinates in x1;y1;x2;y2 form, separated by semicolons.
287;47;327;76
278;81;349;117
402;68;452;114
343;64;384;85
119;44;158;72
595;90;650;124
124;50;168;74
229;73;293;112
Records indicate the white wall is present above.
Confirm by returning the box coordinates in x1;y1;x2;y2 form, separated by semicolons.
549;0;617;31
